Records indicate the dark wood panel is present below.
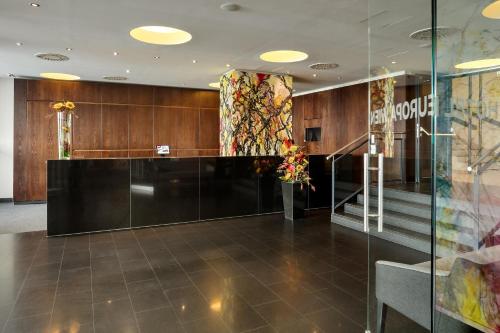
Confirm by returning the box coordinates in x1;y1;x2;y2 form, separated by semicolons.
102;105;129;149
129;150;154;158
101;151;129;158
176;108;199;149
101;83;129;104
72;151;102;159
292;96;304;145
72;82;101;103
27;79;74;101
13;80;28;201
198;149;219;157
322;90;338;154
199;108;219;149
304;94;320;120
198;91;220;108
313;91;329;119
155;87;200;107
27;101;58;200
154;107;177;148
129;85;155;105
129;106;154;149
73;103;101;150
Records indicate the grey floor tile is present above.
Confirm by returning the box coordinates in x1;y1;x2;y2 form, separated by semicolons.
306;307;362;333
181;316;230;333
93;298;138;333
127;279;170;313
51;291;93;329
3;313;51;333
136;306;185;333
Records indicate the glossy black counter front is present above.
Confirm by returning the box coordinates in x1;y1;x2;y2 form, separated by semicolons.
47;156;331;236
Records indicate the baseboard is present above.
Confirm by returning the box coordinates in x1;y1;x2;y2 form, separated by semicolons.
0;198;13;203
14;200;47;205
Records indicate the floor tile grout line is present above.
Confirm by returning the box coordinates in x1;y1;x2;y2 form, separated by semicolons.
0;234;46;333
47;237;68;331
130;230;189;332
110;232;142;333
151;228;235;332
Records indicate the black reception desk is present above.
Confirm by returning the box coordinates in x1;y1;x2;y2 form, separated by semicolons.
47;156;331;236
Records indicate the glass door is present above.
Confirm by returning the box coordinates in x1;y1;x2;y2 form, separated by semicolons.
366;0;433;332
434;0;500;332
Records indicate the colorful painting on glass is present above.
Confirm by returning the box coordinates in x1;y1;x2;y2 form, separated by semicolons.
220;70;293;156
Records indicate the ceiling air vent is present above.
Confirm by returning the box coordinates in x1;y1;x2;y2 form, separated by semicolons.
309;63;339;70
103;76;128;81
409;27;460;41
35;53;69;61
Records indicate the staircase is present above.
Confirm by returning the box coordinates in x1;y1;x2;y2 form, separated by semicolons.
332;185;433;253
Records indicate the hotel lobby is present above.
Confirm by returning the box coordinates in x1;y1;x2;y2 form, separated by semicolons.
0;0;499;332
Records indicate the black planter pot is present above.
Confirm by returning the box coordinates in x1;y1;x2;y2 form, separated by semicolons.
281;182;307;221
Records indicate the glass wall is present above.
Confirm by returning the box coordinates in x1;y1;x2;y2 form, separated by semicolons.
434;0;500;332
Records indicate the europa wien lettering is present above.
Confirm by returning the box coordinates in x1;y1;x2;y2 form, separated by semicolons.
370;94;433;125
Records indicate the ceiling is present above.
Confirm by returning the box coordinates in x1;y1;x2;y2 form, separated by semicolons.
0;0;491;94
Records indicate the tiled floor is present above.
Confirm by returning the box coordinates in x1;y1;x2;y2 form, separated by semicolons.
0;210;430;333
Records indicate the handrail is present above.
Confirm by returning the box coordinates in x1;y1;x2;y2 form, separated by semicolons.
327;132;368;160
467;142;500;172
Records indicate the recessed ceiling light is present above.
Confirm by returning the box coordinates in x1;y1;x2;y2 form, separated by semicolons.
225;64;231;68
192;60;197;64
66;47;73;51
130;26;192;45
482;1;500;19
312;73;318;78
125;69;131;74
153;56;160;59
337;76;343;80
259;50;308;63
40;72;80;81
30;3;40;7
455;58;500;69
209;82;220;89
16;42;23;46
113;51;119;56
391;61;397;64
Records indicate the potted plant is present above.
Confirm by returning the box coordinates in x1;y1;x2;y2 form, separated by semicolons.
277;140;315;221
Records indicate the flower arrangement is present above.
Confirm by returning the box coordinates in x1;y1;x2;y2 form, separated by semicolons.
277;140;315;191
50;101;76;160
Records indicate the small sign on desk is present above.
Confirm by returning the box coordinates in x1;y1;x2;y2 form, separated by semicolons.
156;145;170;155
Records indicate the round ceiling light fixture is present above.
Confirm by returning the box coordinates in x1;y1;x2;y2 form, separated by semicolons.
40;72;80;80
36;53;69;61
482;1;500;19
208;82;220;89
455;58;500;69
308;63;339;70
130;26;192;45
103;76;128;81
259;50;308;63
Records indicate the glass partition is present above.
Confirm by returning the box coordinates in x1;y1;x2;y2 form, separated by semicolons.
434;0;500;332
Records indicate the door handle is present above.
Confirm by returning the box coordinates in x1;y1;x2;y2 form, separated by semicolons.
377;153;384;232
363;153;369;232
363;153;384;233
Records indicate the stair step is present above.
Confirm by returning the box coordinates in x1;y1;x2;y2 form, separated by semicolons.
357;194;431;219
369;186;431;205
331;212;431;254
344;203;431;235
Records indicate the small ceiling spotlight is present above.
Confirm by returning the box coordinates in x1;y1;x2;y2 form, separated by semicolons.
30;3;40;7
192;59;197;64
153;56;160;59
113;51;119;56
16;42;23;46
66;47;73;51
225;64;231;68
125;69;130;73
391;61;397;64
312;73;318;78
337;76;343;80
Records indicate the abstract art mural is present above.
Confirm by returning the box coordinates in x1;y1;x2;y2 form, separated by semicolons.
219;70;293;156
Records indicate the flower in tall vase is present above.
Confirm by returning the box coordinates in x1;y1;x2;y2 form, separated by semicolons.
277;140;315;221
50;101;76;160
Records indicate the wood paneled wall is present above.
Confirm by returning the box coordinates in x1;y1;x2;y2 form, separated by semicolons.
292;83;369;155
14;79;220;202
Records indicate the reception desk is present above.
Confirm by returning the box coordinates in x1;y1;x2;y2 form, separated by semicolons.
47;156;331;236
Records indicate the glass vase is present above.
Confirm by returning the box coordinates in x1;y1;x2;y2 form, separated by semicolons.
57;111;72;160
